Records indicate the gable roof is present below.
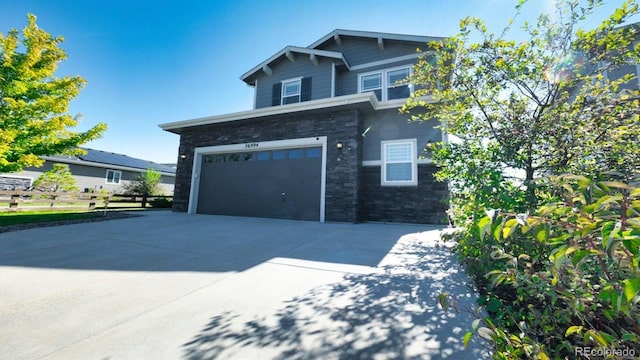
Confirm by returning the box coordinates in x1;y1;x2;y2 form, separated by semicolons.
44;148;176;176
240;29;445;86
308;29;445;49
240;46;350;85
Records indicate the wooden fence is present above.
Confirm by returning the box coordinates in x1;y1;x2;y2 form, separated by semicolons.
0;190;110;212
109;194;173;209
0;191;174;212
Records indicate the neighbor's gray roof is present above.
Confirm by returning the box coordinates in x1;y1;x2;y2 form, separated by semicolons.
46;148;176;175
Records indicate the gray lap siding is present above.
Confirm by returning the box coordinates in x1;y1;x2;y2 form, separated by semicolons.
174;109;363;222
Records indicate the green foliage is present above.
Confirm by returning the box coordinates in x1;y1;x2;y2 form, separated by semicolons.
407;1;640;357
149;197;172;208
122;169;161;196
403;0;640;216
0;14;106;173
33;163;78;192
456;175;640;357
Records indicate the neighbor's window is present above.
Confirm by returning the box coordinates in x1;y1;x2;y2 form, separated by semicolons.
381;139;417;186
106;169;122;184
282;78;301;104
359;66;412;101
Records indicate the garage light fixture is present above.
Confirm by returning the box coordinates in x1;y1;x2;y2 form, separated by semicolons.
180;154;187;161
336;141;344;150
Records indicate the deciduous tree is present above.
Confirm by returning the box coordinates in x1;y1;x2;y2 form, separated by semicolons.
0;14;106;173
403;0;640;222
33;163;78;192
122;169;161;197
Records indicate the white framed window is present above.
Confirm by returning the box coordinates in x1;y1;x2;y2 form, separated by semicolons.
360;72;382;101
282;78;301;104
387;67;411;100
358;65;412;101
106;169;122;184
381;139;417;186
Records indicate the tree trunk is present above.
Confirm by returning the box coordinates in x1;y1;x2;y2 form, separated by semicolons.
524;166;537;211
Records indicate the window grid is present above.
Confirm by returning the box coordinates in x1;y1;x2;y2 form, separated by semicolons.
358;66;412;101
381;139;417;186
105;170;122;184
282;79;301;104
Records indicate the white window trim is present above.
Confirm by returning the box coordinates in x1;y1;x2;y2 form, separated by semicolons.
381;139;418;187
105;169;122;184
358;64;413;102
281;77;303;104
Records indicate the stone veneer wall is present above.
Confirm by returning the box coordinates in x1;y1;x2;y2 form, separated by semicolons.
173;109;363;223
360;164;449;224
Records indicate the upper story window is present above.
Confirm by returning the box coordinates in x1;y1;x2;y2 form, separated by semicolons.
105;169;122;184
272;77;312;106
358;65;412;101
282;78;301;104
360;73;382;100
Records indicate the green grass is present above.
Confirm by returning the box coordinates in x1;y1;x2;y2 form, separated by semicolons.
0;210;103;226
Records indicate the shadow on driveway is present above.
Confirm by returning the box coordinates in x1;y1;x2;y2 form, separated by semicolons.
183;230;489;359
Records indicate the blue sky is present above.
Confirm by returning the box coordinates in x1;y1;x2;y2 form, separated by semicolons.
1;1;635;164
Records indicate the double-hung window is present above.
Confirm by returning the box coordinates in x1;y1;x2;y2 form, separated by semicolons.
360;73;382;101
358;65;412;101
281;78;301;104
106;169;122;184
381;139;417;186
387;68;411;100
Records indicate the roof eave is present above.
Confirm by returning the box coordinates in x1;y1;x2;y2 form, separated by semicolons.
40;156;176;176
308;29;447;49
159;93;379;133
240;46;349;85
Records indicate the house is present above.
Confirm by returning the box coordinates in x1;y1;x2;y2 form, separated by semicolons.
0;148;176;194
160;29;449;223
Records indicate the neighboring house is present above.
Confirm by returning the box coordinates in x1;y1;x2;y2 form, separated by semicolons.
160;29;448;223
0;148;176;194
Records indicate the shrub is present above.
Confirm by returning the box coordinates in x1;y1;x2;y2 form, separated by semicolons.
149;197;172;208
456;175;640;358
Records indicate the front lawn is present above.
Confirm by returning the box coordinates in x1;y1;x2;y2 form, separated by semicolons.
0;210;105;227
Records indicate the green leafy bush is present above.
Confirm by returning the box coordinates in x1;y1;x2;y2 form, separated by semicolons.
457;175;640;358
149;197;172;208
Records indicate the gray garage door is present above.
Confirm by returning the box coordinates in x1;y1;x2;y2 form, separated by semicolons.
197;147;322;221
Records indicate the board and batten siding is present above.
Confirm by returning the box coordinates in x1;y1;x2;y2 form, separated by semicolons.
254;56;333;109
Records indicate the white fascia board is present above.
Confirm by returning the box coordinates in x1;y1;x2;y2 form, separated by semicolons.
41;157;176;177
159;93;439;132
159;92;379;131
240;46;349;83
309;29;446;49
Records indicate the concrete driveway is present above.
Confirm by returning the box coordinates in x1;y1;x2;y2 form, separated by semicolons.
0;211;488;359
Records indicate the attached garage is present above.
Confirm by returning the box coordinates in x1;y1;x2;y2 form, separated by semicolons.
189;137;327;222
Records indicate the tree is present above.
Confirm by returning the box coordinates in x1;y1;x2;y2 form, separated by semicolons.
402;0;640;223
33;163;78;192
0;14;106;173
122;169;161;197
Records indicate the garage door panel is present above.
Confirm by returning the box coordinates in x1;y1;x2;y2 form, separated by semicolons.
196;147;322;221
